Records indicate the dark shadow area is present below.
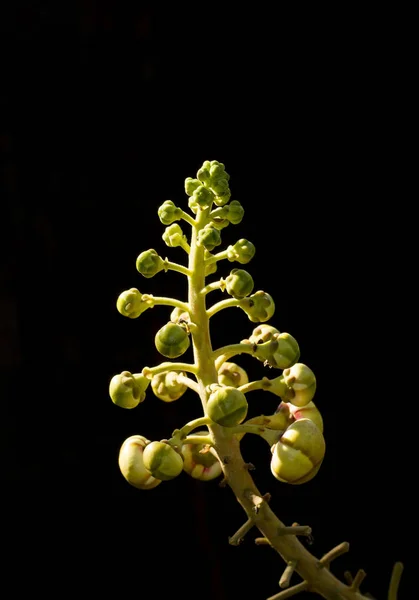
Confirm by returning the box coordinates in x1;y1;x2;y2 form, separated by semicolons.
1;3;413;598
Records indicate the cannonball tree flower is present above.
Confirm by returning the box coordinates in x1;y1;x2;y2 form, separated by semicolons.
181;432;222;481
142;441;184;481
277;400;324;433
151;371;188;402
155;322;190;358
118;435;162;490
247;332;300;369
109;371;150;408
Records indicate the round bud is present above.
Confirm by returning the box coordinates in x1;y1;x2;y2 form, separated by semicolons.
213;189;231;207
206;385;248;427
197;167;211;183
197;225;222;251
248;324;280;344
136;249;164;278
285;400;324;433
209;163;226;182
226;200;244;224
225;268;254;299
116;288;151;318
162;224;187;248
184;177;201;196
239;291;275;323
155;322;190;358
109;371;150;408
270;333;300;368
271;418;325;485
191;185;214;210
151;371;188;402
118;435;162;490
142;441;184;481
218;361;249;388
182;432;222;481
158;200;182;225
282;363;316;407
227;239;256;264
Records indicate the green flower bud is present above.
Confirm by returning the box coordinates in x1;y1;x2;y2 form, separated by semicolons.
197;225;222;251
282;363;316;407
213;190;232;207
158;200;182;225
142;441;184;481
210;177;229;196
118;435;162;490
209;163;226;182
116;288;152;318
155;322;190;358
197;168;210;183
151;371;188;402
136;249;164;278
162;224;187;248
225;268;254;299
247;324;280;344
270;418;325;485
270;333;300;368
184;177;201;196
191;185;214;210
286;400;324;433
109;371;150;408
250;332;300;368
239;291;275;323
218;362;249;388
170;306;190;324
227;239;256;264
225;200;244;224
206;385;248;427
182;432;222;481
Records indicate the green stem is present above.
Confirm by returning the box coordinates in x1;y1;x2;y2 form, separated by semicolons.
163;259;192;277
177;416;212;437
200;280;224;296
183;434;213;446
178;238;191;254
205;248;229;266
213;343;254;364
142;362;198;379
180;210;197;227
151;297;190;313
229;423;267;436
207;297;240;318
239;377;287;397
175;373;200;394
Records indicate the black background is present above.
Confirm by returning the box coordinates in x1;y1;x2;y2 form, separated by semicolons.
1;3;414;599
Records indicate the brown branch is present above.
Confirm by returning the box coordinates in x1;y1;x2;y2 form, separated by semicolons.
279;560;297;588
349;569;366;591
211;427;373;600
228;518;254;546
